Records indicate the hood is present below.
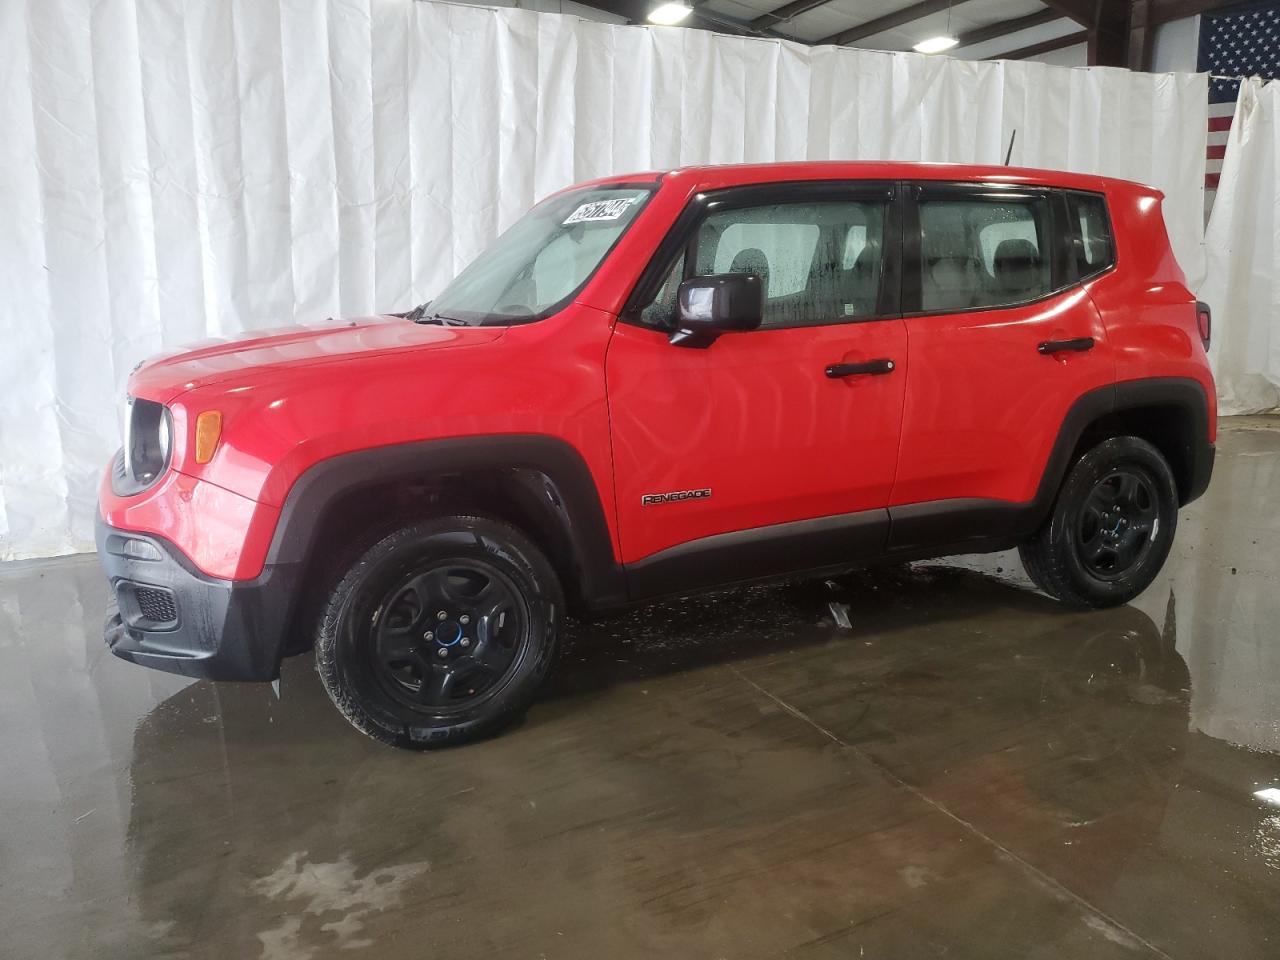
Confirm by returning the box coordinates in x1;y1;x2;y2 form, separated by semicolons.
129;315;505;402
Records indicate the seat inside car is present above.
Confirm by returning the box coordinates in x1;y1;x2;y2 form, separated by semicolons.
729;247;771;297
991;238;1043;300
923;254;984;309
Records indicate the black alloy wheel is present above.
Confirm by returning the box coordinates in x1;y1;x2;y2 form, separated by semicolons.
370;561;528;711
1075;468;1161;580
1020;436;1178;609
316;516;563;749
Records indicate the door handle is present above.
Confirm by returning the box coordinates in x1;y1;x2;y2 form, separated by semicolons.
1037;337;1094;355
825;359;896;378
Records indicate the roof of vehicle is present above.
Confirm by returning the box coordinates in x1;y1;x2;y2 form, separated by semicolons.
582;161;1155;197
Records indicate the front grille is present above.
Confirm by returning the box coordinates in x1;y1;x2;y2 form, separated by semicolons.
129;586;177;632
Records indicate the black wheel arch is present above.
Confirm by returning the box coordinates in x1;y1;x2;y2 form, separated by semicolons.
886;377;1214;560
264;436;627;647
1034;376;1213;525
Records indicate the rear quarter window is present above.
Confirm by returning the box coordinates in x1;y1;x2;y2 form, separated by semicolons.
1065;192;1115;279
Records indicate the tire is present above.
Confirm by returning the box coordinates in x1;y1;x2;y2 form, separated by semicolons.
1019;436;1178;609
315;516;563;749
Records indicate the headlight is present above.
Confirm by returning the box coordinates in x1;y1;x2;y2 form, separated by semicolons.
113;397;173;496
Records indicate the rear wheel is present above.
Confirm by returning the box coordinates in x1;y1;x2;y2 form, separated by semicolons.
1019;436;1178;608
315;516;562;749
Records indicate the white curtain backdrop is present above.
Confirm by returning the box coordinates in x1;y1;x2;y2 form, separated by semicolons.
1200;80;1280;416
0;0;1209;561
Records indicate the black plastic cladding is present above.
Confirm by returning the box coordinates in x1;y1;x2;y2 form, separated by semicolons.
263;435;629;610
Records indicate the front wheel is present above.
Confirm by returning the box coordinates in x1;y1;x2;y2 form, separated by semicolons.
315;516;563;749
1019;436;1178;609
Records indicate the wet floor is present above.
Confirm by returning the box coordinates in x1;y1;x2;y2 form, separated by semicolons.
3;418;1280;959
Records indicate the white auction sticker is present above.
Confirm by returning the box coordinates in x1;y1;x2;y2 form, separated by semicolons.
562;197;637;225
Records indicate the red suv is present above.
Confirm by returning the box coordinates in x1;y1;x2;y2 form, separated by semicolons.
98;162;1216;748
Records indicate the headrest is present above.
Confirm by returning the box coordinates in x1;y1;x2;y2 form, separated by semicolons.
993;239;1039;273
730;247;770;288
850;238;881;272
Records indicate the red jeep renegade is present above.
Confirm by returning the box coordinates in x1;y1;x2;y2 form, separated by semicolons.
98;162;1216;748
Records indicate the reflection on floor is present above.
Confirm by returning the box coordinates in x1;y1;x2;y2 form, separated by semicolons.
3;418;1279;959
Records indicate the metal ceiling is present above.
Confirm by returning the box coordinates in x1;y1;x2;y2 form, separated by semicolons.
571;0;1236;68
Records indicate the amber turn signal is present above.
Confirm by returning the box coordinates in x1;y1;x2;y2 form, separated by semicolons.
194;411;223;464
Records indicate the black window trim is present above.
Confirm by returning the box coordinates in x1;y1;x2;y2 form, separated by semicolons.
902;180;1079;318
619;179;903;332
1062;188;1117;284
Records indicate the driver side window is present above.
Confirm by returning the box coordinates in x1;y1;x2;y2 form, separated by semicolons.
635;196;887;330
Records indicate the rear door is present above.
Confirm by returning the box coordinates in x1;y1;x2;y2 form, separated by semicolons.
889;183;1116;549
605;182;907;593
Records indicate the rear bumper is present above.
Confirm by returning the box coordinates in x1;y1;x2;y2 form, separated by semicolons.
96;516;299;681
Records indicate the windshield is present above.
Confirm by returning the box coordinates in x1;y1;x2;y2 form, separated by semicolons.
425;185;653;326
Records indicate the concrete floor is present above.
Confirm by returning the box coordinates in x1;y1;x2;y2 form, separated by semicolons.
3;419;1280;960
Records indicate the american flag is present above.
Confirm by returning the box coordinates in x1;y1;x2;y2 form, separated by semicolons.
1198;3;1280;214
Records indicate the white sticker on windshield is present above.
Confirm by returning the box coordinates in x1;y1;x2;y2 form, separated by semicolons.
562;197;637;225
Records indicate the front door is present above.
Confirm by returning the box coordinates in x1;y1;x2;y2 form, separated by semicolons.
605;184;907;594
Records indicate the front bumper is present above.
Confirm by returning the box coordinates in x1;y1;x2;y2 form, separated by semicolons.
96;516;300;681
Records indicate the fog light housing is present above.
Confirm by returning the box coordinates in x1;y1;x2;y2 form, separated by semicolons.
106;535;162;561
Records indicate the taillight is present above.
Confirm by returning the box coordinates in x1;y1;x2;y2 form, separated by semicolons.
1196;301;1211;350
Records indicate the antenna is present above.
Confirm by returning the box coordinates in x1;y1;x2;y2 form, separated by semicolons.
1004;129;1017;166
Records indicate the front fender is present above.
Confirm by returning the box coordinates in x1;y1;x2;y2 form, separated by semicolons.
263;435;627;609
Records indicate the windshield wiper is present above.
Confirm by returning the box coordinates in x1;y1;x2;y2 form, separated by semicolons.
401;302;469;326
401;301;432;321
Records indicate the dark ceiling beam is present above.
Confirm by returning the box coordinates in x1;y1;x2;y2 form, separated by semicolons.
814;0;955;47
1086;0;1128;65
1039;0;1100;27
953;8;1063;48
994;28;1090;59
749;0;835;30
1148;0;1236;26
1127;0;1152;70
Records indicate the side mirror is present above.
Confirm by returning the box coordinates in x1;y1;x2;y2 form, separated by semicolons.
670;273;764;347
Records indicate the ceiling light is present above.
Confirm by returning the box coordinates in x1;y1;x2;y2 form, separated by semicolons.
648;3;693;25
913;35;960;54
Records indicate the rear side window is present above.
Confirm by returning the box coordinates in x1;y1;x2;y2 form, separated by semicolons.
918;194;1053;313
1066;192;1114;279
